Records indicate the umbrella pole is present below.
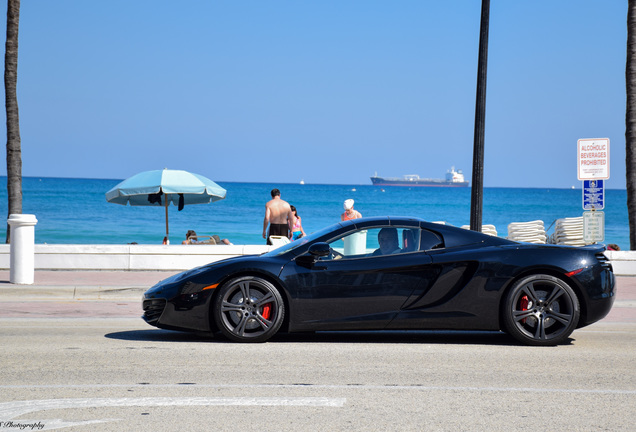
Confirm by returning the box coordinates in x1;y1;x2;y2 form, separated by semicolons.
165;195;169;242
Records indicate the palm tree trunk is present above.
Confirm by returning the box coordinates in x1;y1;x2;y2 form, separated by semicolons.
4;0;21;243
470;0;490;232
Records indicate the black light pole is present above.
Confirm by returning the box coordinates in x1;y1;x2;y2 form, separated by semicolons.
470;0;490;232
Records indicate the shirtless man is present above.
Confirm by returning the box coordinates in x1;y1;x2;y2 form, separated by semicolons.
262;188;294;245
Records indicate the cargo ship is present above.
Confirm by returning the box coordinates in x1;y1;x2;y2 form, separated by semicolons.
370;167;469;187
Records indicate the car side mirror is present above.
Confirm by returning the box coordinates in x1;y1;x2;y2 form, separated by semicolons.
308;242;330;257
296;242;330;269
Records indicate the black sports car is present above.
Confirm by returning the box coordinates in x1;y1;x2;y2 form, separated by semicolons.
143;216;615;346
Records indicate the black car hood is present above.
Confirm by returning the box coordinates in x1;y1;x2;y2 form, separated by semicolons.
147;254;262;291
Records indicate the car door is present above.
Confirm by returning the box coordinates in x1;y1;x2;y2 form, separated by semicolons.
280;226;435;331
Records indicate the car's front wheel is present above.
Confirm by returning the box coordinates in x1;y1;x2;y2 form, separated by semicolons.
503;274;580;346
213;276;284;343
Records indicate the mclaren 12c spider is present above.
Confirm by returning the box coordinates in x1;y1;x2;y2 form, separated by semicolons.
143;216;615;346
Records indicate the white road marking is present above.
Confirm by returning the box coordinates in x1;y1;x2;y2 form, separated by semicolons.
611;300;636;307
0;397;346;420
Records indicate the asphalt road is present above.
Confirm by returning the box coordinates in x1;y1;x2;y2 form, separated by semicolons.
0;272;634;431
0;321;634;430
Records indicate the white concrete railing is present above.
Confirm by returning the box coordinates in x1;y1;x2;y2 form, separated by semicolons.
603;250;635;276
0;244;275;272
0;245;634;275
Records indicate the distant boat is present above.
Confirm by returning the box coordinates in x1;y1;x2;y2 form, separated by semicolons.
370;167;469;187
300;179;305;185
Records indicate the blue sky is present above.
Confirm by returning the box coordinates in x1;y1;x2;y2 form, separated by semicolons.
0;1;628;188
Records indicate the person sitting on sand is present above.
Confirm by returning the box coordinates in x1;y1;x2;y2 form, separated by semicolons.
182;230;197;244
182;230;232;245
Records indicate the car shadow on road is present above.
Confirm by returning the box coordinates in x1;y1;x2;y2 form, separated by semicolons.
271;330;527;346
104;329;566;346
105;329;214;342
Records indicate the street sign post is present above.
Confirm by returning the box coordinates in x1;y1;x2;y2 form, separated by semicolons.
582;179;604;210
577;138;609;244
578;138;609;180
583;211;605;243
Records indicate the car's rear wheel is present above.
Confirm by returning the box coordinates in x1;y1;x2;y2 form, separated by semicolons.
503;274;580;346
213;276;284;343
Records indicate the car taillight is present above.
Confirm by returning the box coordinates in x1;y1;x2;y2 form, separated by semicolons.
565;268;583;277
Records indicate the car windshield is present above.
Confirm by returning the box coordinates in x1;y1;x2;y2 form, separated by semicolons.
262;223;342;257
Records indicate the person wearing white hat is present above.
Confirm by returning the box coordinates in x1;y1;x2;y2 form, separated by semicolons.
341;199;362;221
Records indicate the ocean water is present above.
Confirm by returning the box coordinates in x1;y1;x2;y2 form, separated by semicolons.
0;177;629;249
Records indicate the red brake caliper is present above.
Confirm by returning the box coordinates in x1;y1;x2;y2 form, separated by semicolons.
519;295;529;323
261;303;272;320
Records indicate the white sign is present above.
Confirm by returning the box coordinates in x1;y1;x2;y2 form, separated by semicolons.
583;211;605;243
578;138;609;180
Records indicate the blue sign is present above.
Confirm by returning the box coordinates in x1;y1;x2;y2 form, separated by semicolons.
583;179;604;210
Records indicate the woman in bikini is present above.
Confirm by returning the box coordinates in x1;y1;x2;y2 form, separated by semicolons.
290;205;306;240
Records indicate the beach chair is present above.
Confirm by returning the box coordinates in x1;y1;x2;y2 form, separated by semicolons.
269;235;290;246
549;217;585;246
187;235;225;245
461;224;498;236
507;220;546;244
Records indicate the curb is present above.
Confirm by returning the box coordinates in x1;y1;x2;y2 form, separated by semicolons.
0;285;147;301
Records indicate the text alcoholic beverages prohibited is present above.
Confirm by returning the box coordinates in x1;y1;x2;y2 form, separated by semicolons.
583;211;605;243
578;138;609;180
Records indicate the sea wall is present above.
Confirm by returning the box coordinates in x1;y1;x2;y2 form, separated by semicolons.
0;245;634;275
0;244;274;272
603;250;635;276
